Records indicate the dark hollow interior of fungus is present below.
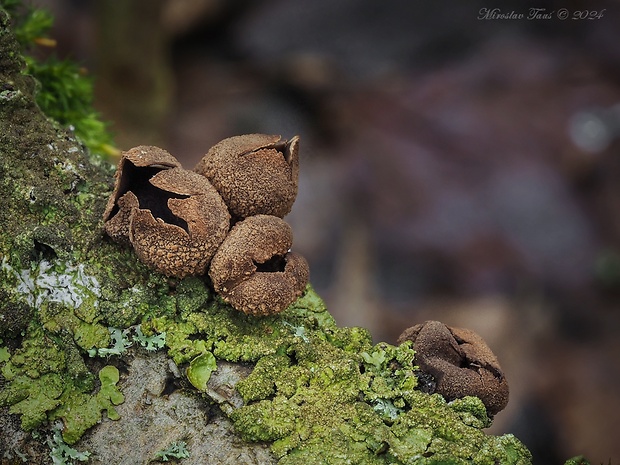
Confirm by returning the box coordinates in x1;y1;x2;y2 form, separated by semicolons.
112;161;190;233
145;189;191;233
254;255;287;273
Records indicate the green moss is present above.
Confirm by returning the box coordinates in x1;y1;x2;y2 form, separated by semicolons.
1;0;115;160
26;56;117;159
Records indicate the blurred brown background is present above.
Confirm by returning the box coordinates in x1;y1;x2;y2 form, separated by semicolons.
37;0;620;462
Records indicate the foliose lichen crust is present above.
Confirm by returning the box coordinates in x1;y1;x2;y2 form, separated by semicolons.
140;285;533;464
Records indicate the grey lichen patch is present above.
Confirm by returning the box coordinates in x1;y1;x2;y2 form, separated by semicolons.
1;258;111;352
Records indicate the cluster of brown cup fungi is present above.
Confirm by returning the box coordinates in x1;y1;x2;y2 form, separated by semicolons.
103;134;309;316
103;135;510;415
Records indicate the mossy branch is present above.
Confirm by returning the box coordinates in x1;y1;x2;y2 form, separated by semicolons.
0;4;586;465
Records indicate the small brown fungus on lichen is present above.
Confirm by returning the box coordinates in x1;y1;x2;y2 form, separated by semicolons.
194;134;300;219
397;320;509;416
102;146;230;278
209;214;309;316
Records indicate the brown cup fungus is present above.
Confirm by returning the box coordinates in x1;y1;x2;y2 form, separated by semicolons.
194;134;300;219
103;146;181;245
103;146;230;278
397;320;509;416
209;215;309;316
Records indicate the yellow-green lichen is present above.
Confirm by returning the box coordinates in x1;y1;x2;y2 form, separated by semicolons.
2;322;67;379
142;284;341;366
49;365;124;444
6;373;64;430
140;285;532;464
237;354;291;402
0;345;9;363
187;351;217;391
0;318;123;443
